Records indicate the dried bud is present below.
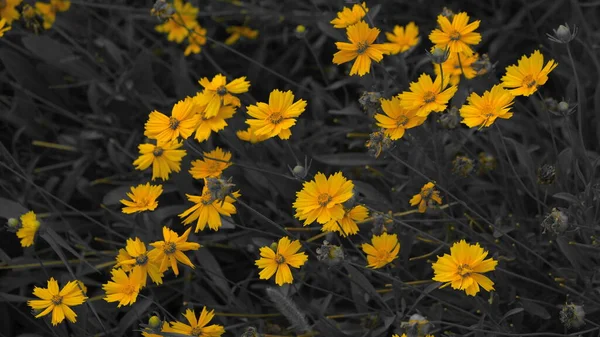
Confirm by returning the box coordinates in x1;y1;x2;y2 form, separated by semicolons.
21;4;42;34
438;106;460;129
206;177;236;201
366;130;393;158
429;47;450;64
560;303;585;329
541;208;569;235
148;315;162;329
452;155;474;177
316;241;345;266
151;0;175;20
241;326;259;337
472;54;493;75
441;7;454;19
477;152;496;175
537;164;556;185
548;23;578;44
400;313;432;337
358;91;383;116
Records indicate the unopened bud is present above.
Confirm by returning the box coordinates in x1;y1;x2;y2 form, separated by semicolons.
548;23;577;44
7;218;19;228
148;315;162;329
292;165;306;179
557;101;569;113
430;47;449;64
269;242;278;251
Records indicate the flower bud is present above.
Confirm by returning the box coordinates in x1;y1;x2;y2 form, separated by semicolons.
291;165;307;179
7;218;19;228
429;47;449;64
438;106;460;129
557;101;569;113
148;315;162;329
548;23;578;44
537;164;556;185
269;242;278;251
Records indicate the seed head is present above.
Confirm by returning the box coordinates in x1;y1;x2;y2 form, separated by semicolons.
560;303;585;329
537;164;556;185
316;240;345;266
541;208;569;235
358;91;383;116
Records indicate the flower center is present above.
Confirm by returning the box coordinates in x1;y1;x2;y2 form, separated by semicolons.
216;85;228;96
168;117;180;130
421;188;433;199
317;193;332;207
164;242;177;255
201;191;214;205
423;91;437;103
51;295;63;305
395;115;409;127
269;111;284;125
135;254;149;266
457;263;473;277
449;31;461;41
357;42;369;54
275;254;286;264
123;284;136;295
522;75;537;88
190;326;203;336
153;147;164;157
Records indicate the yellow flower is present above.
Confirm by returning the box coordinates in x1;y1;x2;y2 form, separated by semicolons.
375;97;427;140
133;139;186;181
330;2;368;28
398;73;458;117
168;307;225;337
255;236;308;286
35;0;70;30
192;91;237;142
115;237;164;287
0;18;11;37
28;278;87;325
431;239;498;296
245;89;307;140
155;0;199;43
189;147;232;179
0;0;22;24
409;182;442;213
385;22;419;54
293;172;354;225
433;51;478;86
197;74;250;118
144;97;200;143
321;205;368;237
361;232;400;268
236;127;270;143
460;84;514;128
429;12;481;54
102;267;143;307
185;24;207;56
333;21;391;77
179;185;241;232
120;183;163;214
500;50;558;97
225;25;259;45
147;227;201;275
16;211;40;247
142;322;171;337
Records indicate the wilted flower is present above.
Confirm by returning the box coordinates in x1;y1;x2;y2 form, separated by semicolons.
438;106;460;129
537;164;556;185
560;303;585;329
452;155;474;177
472;53;493;75
358;91;383;116
316;241;345;266
541;208;569;235
366;130;394;158
547;23;578;44
400;313;432;337
150;0;175;20
477;152;496;175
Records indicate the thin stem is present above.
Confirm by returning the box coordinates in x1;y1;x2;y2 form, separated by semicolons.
565;43;587;158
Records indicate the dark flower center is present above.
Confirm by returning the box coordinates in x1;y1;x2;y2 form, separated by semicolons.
457;263;473;277
269;111;284;125
357;42;369;54
190;326;203;336
216;85;228;96
423;91;436;103
395;115;409;127
135;254;149;266
51;295;63;305
153;147;164;157
168;117;180;130
522;75;537;88
275;254;286;264
164;242;177;255
449;31;461;41
317;193;332;206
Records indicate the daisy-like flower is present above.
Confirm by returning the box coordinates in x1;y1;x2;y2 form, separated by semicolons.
501;50;558;97
0;0;22;24
28;278;87;325
16;211;40;247
410;182;442;213
197;74;250;118
321;205;368;237
330;2;368;28
398;73;458;117
133;139;186;181
35;0;70;30
245;89;307;140
385;22;419;54
144;97;200;143
103;267;143;307
147;227;201;275
179;185;241;232
168;307;225;337
375;97;427;140
460;84;514;128
155;0;198;43
236;127;270;144
433;51;478;86
225;25;259;45
184;24;207;56
189;147;232;179
293;172;354;225
255;236;308;286
192;91;237;142
0;18;11;37
429;12;481;54
115;237;164;287
333;21;391;77
431;239;498;296
361;232;400;269
120;183;163;214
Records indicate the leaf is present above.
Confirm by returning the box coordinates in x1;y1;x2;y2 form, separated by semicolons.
552;192;579;205
328;104;363;116
194;248;231;297
500;307;524;323
0;292;30;303
344;264;384;310
556;237;583;274
312;153;385;166
503;137;536;184
116;297;153;337
316;20;343;40
0;197;28;220
521;298;551;319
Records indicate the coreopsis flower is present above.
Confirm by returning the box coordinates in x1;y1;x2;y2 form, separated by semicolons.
410;182;442;213
147;227;201;275
0;18;11;37
103;267;143;307
385;22;419;54
35;0;70;30
28;278;87;325
431;240;498;296
144;97;199;143
184;24;207;56
321;205;368;237
179;185;241;232
330;2;368;28
433;51;478;85
361;232;400;268
189;147;232;179
115;237;164;286
120;183;163;214
398;73;458;117
192;92;237;142
245;89;307;140
168;307;225;337
293;172;354;225
225;25;259;45
155;0;198;43
375;97;427;140
460;84;514;128
501;50;558;96
236;127;270;143
0;0;22;24
255;236;308;286
197;74;250;118
333;21;391;77
133;139;186;181
16;211;40;247
429;12;481;54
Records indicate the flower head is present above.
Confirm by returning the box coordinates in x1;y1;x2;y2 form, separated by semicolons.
147;227;201;275
460;84;514;128
330;2;368;28
190;147;232;180
103;267;143;307
429;12;481;54
28;278;87;325
120;183;163;214
410;182;442;213
245;89;307;140
133;139;186;181
433;51;479;86
321;205;368;237
197;74;250;118
155;0;198;43
0;0;22;24
17;211;40;247
255;236;308;286
115;237;164;286
0;18;11;37
375;97;427;140
361;232;400;268
333;21;391;76
501;50;558;96
35;0;70;29
144;97;200;143
179;185;241;232
398;73;458;117
293;172;354;225
236;127;271;143
168;307;225;337
184;24;207;56
431;240;498;296
225;25;259;45
385;22;419;54
192;91;237;142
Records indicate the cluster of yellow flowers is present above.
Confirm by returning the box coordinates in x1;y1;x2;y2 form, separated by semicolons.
0;0;70;34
